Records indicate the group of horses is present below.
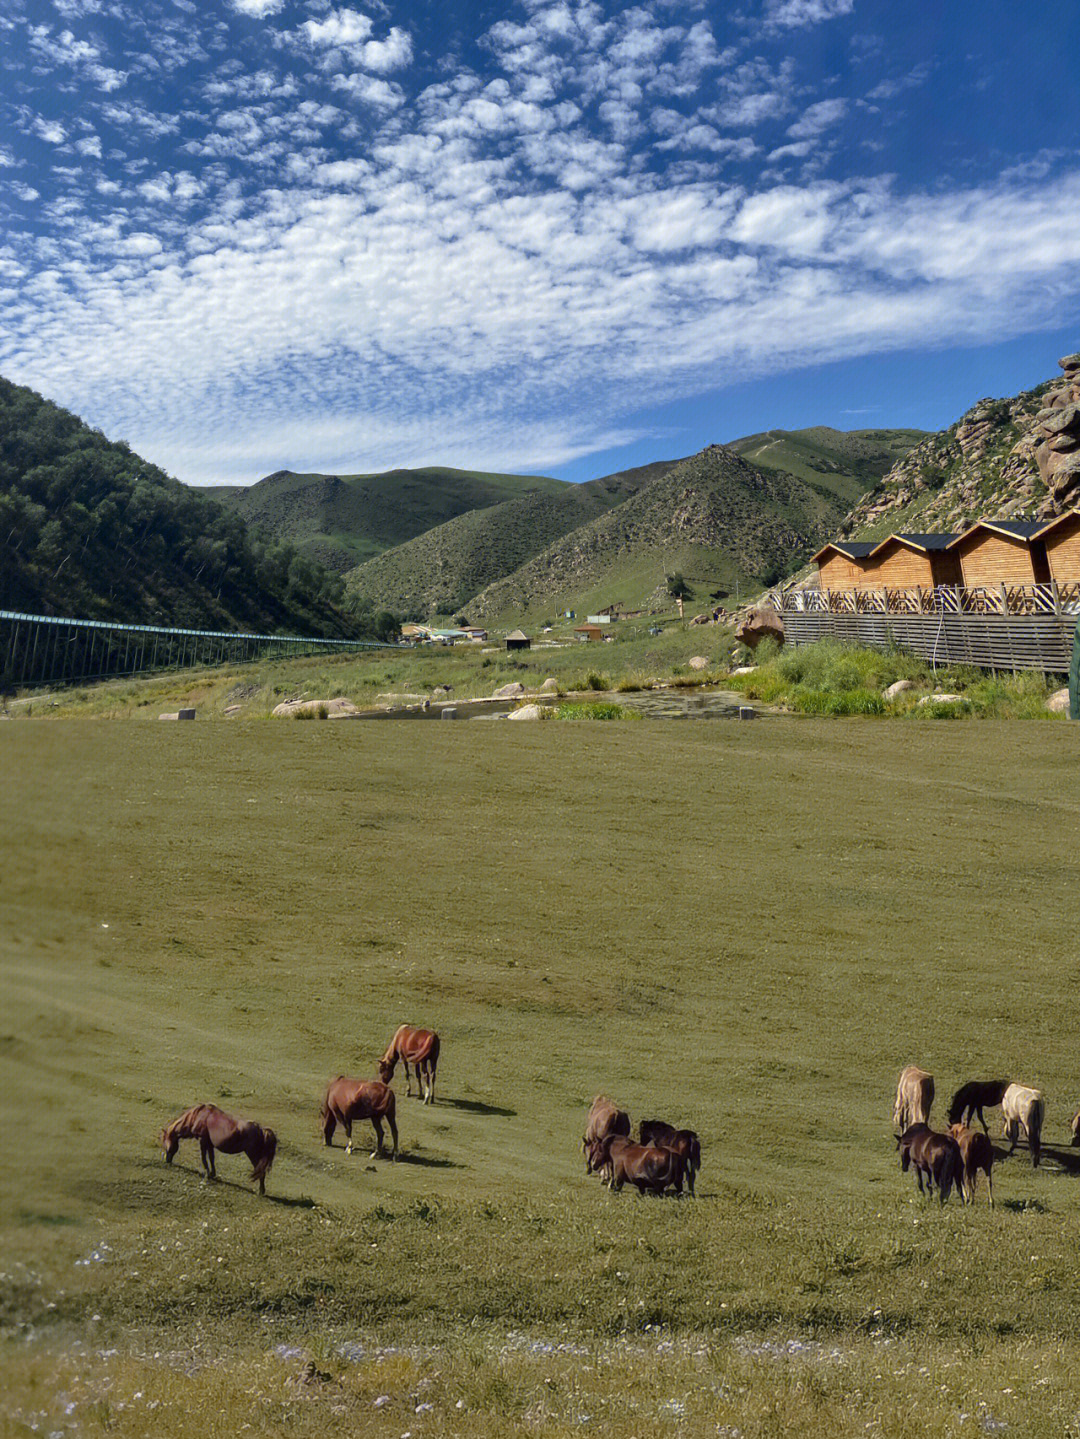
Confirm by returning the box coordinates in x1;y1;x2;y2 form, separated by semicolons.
892;1065;1074;1206
160;1025;440;1193
582;1094;702;1196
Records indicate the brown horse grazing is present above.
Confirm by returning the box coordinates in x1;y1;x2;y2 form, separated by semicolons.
582;1095;631;1177
949;1123;995;1207
897;1123;962;1204
378;1025;440;1104
161;1104;277;1195
589;1134;690;1196
639;1120;701;1178
321;1077;398;1157
947;1080;1010;1133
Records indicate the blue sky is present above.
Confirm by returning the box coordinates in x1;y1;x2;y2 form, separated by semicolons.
1;0;1078;486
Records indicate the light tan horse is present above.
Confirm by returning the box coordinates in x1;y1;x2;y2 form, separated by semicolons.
893;1065;934;1132
949;1123;995;1207
1002;1083;1044;1166
378;1025;440;1103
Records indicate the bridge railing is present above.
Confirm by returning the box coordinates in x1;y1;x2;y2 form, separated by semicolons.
0;610;397;692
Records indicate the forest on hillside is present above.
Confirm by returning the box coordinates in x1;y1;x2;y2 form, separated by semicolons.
0;378;391;636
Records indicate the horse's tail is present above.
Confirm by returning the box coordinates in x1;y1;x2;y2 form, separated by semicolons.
428;1033;440;1071
251;1128;277;1184
689;1133;702;1172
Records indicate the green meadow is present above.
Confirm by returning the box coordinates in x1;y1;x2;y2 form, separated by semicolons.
4;716;1080;1436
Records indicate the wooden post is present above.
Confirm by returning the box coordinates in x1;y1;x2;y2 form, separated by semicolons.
1052;579;1061;615
1000;582;1009;617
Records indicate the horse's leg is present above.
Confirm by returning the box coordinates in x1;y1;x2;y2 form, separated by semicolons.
977;1106;989;1134
371;1116;384;1158
200;1136;216;1182
424;1059;433;1104
402;1058;412;1097
986;1167;994;1209
343;1117;354;1155
387;1108;398;1159
322;1108;337;1147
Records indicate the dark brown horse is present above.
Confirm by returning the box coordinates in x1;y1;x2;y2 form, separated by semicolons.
321;1077;398;1157
378;1025;440;1104
947;1080;1010;1132
639;1120;701;1177
589;1134;690;1196
161;1104;277;1195
897;1123;962;1204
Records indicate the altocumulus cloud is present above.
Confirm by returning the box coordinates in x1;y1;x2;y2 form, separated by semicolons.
1;0;1078;483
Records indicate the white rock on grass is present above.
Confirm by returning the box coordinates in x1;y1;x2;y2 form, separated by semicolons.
506;703;543;721
1046;687;1071;713
731;665;757;676
538;677;560;693
688;656;710;670
493;681;527;699
271;697;358;718
883;679;914;700
917;693;964;706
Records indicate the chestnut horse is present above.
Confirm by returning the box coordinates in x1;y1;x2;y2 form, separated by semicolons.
321;1076;398;1157
639;1120;701;1178
160;1104;277;1195
378;1025;440;1104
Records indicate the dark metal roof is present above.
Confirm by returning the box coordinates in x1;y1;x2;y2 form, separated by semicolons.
833;541;877;558
977;519;1045;539
894;532;960;551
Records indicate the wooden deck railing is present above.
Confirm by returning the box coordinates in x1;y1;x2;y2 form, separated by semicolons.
776;582;1080;617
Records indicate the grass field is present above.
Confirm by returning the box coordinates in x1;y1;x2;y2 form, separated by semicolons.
4;719;1080;1436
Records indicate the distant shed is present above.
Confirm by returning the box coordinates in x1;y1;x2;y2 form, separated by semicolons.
574;624;605;642
813;540;877;588
857;533;962;590
1034;511;1080;585
950;521;1050;588
505;629;531;651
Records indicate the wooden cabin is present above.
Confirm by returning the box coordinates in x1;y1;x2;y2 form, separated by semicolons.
950;521;1050;589
574;624;605;642
1034;511;1080;585
856;534;962;590
505;629;531;651
813;540;877;589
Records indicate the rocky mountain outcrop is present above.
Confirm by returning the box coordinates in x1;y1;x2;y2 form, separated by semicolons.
838;359;1080;539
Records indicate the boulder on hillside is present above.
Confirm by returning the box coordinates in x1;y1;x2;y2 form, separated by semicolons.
493;681;527;699
883;679;914;700
538;677;560;694
690;613;710;625
917;692;964;706
688;656;710;670
734;607;785;650
1060;354;1080;372
1046;687;1071;714
731;664;757;676
507;703;543;721
272;697;359;718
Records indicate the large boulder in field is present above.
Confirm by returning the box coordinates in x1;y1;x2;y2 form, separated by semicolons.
493;681;527;699
271;697;359;718
538;677;560;694
507;703;543;721
1047;687;1071;714
883;679;914;700
688;656;710;670
734;607;785;650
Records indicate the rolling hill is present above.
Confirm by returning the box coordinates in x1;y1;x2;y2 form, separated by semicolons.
0;376;351;634
466;443;843;622
343;455;689;618
209;465;570;572
726;426;927;507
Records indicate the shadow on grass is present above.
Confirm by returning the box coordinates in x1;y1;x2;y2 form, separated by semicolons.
441;1096;517;1117
164;1161;316;1206
394;1151;463;1169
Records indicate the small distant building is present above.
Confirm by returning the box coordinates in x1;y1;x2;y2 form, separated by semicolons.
1035;511;1080;585
574;624;605;642
505;629;531;651
951;520;1050;588
461;627;488;642
585;613;613;625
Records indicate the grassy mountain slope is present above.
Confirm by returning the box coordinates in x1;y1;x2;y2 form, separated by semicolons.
838;378;1060;542
212;465;568;572
344;455;689;618
726;426;926;507
0;376;350;634
468;444;841;622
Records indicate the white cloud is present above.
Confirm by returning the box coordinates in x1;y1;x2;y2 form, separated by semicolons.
231;0;285;16
766;0;854;29
302;8;373;48
33;117;68;144
787;98;847;140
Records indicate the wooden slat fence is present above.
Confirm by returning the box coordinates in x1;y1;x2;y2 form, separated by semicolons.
776;608;1076;674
